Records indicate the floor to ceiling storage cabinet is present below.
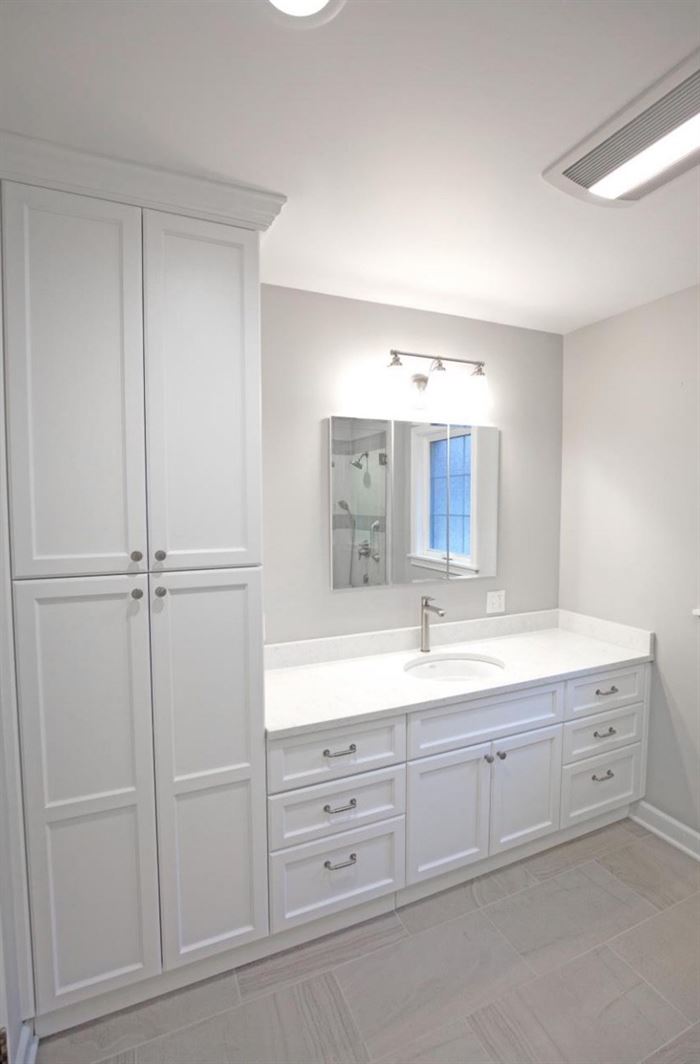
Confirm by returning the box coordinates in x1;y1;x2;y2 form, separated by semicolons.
1;174;274;1018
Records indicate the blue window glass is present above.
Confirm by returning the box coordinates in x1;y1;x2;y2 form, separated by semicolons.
429;433;471;556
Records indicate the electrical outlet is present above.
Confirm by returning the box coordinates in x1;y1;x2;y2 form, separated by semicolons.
486;589;506;614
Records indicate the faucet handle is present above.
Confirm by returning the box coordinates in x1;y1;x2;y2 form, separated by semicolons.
421;595;434;607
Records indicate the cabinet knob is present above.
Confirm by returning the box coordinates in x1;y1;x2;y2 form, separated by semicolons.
496;751;507;760
130;588;143;600
154;586;167;598
154;550;167;562
130;550;143;562
484;754;495;763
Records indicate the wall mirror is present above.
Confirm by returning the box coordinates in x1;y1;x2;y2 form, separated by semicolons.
330;417;499;589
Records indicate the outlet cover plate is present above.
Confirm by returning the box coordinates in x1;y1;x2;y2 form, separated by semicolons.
487;589;506;614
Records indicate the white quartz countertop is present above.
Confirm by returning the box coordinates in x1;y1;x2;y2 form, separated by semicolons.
265;620;653;737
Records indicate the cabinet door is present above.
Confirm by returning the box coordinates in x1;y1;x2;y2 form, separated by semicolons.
13;576;161;1012
2;183;147;578
406;743;491;884
149;568;268;968
490;725;562;855
144;211;261;572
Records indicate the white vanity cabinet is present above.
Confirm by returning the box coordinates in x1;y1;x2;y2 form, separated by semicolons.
268;663;649;915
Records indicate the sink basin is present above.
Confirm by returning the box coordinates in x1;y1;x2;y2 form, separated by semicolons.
404;652;506;681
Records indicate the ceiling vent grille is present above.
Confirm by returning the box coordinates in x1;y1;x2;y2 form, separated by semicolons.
544;52;700;204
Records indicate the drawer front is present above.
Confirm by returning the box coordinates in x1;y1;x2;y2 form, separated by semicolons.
267;717;406;794
268;765;406;850
408;685;563;760
563;703;645;764
269;817;405;932
565;666;646;719
561;744;643;827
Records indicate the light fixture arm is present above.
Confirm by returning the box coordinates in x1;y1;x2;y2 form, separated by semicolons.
389;349;486;374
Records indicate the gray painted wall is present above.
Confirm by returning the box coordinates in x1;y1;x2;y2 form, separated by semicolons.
261;285;563;643
560;286;700;833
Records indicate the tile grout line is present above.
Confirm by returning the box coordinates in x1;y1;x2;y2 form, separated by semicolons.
637;1021;696;1064
605;887;700;950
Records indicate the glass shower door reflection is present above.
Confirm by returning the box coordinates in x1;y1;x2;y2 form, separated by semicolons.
330;417;389;589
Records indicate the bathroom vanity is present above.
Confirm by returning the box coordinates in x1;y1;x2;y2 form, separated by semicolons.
265;612;653;931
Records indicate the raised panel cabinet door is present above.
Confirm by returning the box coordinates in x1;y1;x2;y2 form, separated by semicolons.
2;183;147;578
149;568;268;968
406;743;491;884
143;211;261;571
489;724;563;855
13;576;161;1013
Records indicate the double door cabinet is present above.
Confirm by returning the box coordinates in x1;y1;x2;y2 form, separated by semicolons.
1;182;267;1015
266;665;648;931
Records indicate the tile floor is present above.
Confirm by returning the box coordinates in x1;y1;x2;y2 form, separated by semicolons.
37;820;700;1064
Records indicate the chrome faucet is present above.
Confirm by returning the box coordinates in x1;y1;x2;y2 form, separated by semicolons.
420;595;445;653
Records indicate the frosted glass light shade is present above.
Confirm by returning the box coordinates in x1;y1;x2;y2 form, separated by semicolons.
269;0;332;14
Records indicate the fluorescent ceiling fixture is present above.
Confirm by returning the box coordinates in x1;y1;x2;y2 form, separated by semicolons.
269;0;332;14
589;111;700;199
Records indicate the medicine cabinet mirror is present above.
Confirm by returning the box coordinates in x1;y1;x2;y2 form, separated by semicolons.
330;417;499;589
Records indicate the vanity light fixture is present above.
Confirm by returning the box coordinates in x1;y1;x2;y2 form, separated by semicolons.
388;349;486;396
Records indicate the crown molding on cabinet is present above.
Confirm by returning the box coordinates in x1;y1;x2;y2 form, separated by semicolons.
0;129;286;230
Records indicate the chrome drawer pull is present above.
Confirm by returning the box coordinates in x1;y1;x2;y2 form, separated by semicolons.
593;727;617;739
484;754;495;763
324;798;357;814
324;852;357;871
592;769;615;782
496;750;507;760
323;743;357;758
595;685;619;696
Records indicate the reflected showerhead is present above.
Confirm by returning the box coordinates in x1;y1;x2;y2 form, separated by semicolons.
351;452;369;470
337;499;351;512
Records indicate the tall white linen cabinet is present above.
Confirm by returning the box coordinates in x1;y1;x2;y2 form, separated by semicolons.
0;136;285;1029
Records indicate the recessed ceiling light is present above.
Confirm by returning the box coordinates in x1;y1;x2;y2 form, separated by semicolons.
544;51;700;205
269;0;332;14
589;112;700;199
267;0;346;23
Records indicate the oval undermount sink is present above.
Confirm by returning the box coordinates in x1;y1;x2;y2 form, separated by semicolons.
404;652;506;681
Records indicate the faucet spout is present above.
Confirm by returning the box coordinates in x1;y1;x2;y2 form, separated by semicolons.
420;596;446;653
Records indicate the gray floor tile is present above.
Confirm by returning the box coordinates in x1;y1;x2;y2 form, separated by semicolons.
374;1019;495;1064
398;863;536;935
469;945;687;1064
485;859;656;974
136;973;367;1064
95;1054;137;1064
610;893;700;1023
37;972;240;1064
622;818;653;838
334;910;532;1062
520;822;637;881
642;1023;700;1064
237;913;407;1000
597;835;700;910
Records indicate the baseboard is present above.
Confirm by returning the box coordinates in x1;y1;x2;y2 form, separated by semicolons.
15;1024;38;1064
631;800;700;861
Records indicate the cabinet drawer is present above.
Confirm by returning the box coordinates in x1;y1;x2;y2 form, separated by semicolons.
268;765;406;850
565;667;646;719
563;704;645;764
267;717;406;794
561;744;643;827
408;685;563;760
269;817;405;932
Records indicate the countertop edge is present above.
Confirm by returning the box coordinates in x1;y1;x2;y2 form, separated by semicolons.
264;650;653;740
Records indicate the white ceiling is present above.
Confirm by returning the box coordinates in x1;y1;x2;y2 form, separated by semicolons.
1;0;699;333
